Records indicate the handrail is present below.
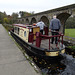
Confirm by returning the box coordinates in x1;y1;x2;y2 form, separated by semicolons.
29;31;64;50
41;34;64;50
36;32;64;50
41;34;63;38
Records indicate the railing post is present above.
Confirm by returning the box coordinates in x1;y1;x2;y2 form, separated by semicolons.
36;32;41;47
56;36;60;49
44;26;48;35
62;34;63;46
28;33;34;44
58;36;60;45
58;36;60;43
49;38;50;50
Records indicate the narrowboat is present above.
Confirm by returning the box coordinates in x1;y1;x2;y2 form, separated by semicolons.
11;24;65;59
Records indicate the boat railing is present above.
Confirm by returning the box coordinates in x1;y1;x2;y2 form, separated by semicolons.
35;31;64;50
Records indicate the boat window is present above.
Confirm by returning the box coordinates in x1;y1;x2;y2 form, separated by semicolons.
14;27;17;33
14;27;17;31
14;27;19;35
18;28;19;35
24;31;26;37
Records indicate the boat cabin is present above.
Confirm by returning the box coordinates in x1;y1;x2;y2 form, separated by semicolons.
13;24;48;42
13;24;40;42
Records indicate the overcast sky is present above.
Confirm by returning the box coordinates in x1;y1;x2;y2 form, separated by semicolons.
0;0;75;15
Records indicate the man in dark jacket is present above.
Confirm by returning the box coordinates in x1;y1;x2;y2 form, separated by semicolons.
49;15;61;44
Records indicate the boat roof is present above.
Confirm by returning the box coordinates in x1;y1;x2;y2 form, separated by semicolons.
13;24;38;29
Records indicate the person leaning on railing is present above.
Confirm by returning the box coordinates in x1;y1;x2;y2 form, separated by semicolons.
36;20;45;34
49;15;61;44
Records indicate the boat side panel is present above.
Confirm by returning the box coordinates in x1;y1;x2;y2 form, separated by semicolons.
33;27;40;40
14;26;29;42
19;27;29;42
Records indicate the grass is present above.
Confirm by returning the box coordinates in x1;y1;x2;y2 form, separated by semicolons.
68;45;75;51
65;29;75;51
65;29;75;38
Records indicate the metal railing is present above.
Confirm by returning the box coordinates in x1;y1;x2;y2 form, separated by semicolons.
35;31;64;50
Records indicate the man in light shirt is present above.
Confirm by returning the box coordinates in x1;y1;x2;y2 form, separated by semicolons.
36;20;45;34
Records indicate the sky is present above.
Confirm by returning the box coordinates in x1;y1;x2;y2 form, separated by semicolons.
0;0;75;15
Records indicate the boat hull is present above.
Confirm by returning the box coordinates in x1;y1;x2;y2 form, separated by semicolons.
11;31;65;60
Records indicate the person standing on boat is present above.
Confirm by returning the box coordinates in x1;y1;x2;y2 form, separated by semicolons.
49;15;61;44
36;20;45;34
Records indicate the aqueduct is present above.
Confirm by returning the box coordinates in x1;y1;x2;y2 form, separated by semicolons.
17;4;75;33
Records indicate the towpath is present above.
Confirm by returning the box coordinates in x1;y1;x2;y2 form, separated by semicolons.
0;24;40;75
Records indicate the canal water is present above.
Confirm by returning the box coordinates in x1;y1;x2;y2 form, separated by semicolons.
31;49;75;75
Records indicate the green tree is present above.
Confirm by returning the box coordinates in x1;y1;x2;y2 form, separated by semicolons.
65;17;75;28
11;12;18;23
19;11;34;18
3;18;9;24
0;11;7;24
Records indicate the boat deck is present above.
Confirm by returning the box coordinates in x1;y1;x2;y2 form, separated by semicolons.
30;39;63;51
41;39;57;50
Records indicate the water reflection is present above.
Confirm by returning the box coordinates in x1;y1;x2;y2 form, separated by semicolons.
65;47;75;58
32;57;66;75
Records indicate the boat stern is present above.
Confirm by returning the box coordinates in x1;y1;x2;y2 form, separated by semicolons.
45;49;65;57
